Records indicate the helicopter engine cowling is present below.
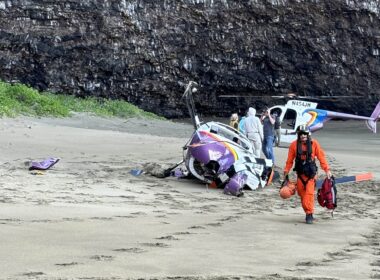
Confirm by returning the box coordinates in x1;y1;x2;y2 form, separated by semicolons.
188;142;235;173
185;138;236;183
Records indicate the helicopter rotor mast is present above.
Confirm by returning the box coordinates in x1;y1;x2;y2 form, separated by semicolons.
182;81;200;129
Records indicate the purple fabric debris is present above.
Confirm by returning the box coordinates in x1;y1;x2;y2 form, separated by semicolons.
29;158;60;171
169;168;189;178
172;168;185;177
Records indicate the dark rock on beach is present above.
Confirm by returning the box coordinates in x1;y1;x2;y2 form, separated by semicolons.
0;0;379;117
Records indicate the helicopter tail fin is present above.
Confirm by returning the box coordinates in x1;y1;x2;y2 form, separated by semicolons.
370;101;380;119
366;101;380;133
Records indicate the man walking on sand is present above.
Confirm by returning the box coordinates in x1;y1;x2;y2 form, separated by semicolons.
283;124;332;224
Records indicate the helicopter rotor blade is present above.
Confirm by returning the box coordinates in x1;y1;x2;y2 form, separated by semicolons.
219;94;360;101
296;95;361;100
317;96;360;99
218;95;266;99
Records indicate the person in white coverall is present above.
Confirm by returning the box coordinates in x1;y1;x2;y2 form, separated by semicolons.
244;107;263;158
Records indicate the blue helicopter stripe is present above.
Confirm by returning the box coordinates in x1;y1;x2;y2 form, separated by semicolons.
303;109;329;128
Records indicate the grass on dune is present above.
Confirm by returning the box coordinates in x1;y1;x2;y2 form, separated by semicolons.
0;81;162;119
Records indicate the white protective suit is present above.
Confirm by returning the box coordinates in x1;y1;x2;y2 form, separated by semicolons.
244;107;264;158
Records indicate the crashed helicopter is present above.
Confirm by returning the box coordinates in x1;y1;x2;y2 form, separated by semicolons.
179;81;274;196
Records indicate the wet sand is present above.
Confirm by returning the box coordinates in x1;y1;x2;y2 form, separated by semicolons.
0;116;379;279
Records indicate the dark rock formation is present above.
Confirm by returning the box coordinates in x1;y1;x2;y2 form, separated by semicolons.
0;0;379;118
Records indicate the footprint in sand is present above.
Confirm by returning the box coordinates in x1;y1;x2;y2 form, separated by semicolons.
90;255;114;261
166;212;181;215
343;247;361;253
349;241;367;247
140;242;170;248
0;197;14;204
118;195;136;200
217;215;241;222
22;272;45;277
55;262;80;267
326;250;350;261
173;231;194;235
371;259;380;267
155;235;180;241
89;217;113;221
146;183;163;188
114;215;138;219
62;217;83;222
296;261;321;267
205;222;223;227
113;247;146;253
188;225;206;230
30;219;54;223
130;211;147;216
3;187;18;192
155;215;167;218
155;193;175;200
0;218;21;224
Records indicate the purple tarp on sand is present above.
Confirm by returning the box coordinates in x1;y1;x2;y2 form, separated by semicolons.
29;158;60;171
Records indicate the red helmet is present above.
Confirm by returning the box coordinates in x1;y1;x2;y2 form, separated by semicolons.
279;180;296;199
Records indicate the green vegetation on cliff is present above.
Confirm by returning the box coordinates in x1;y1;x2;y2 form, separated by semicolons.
0;81;161;119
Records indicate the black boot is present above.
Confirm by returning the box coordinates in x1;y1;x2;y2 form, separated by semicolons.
305;214;314;224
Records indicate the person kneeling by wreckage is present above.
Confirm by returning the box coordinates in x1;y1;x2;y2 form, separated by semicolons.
283;124;332;224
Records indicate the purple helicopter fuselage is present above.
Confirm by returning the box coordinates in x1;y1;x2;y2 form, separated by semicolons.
188;130;237;173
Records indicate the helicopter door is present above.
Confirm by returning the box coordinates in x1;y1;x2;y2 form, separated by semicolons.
280;108;298;144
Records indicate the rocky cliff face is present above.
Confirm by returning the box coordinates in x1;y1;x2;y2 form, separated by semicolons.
0;0;379;117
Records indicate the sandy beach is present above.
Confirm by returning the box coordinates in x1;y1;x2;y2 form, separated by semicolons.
0;115;379;279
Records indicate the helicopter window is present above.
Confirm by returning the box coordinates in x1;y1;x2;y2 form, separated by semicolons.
210;124;250;150
283;109;297;130
210;125;219;134
215;126;235;140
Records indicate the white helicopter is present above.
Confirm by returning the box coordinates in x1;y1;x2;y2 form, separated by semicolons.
220;93;380;144
268;99;380;143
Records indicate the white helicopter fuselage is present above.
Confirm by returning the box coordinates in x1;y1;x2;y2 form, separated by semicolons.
269;100;318;143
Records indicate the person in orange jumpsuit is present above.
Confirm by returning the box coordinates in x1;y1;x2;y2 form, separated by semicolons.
283;124;332;224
